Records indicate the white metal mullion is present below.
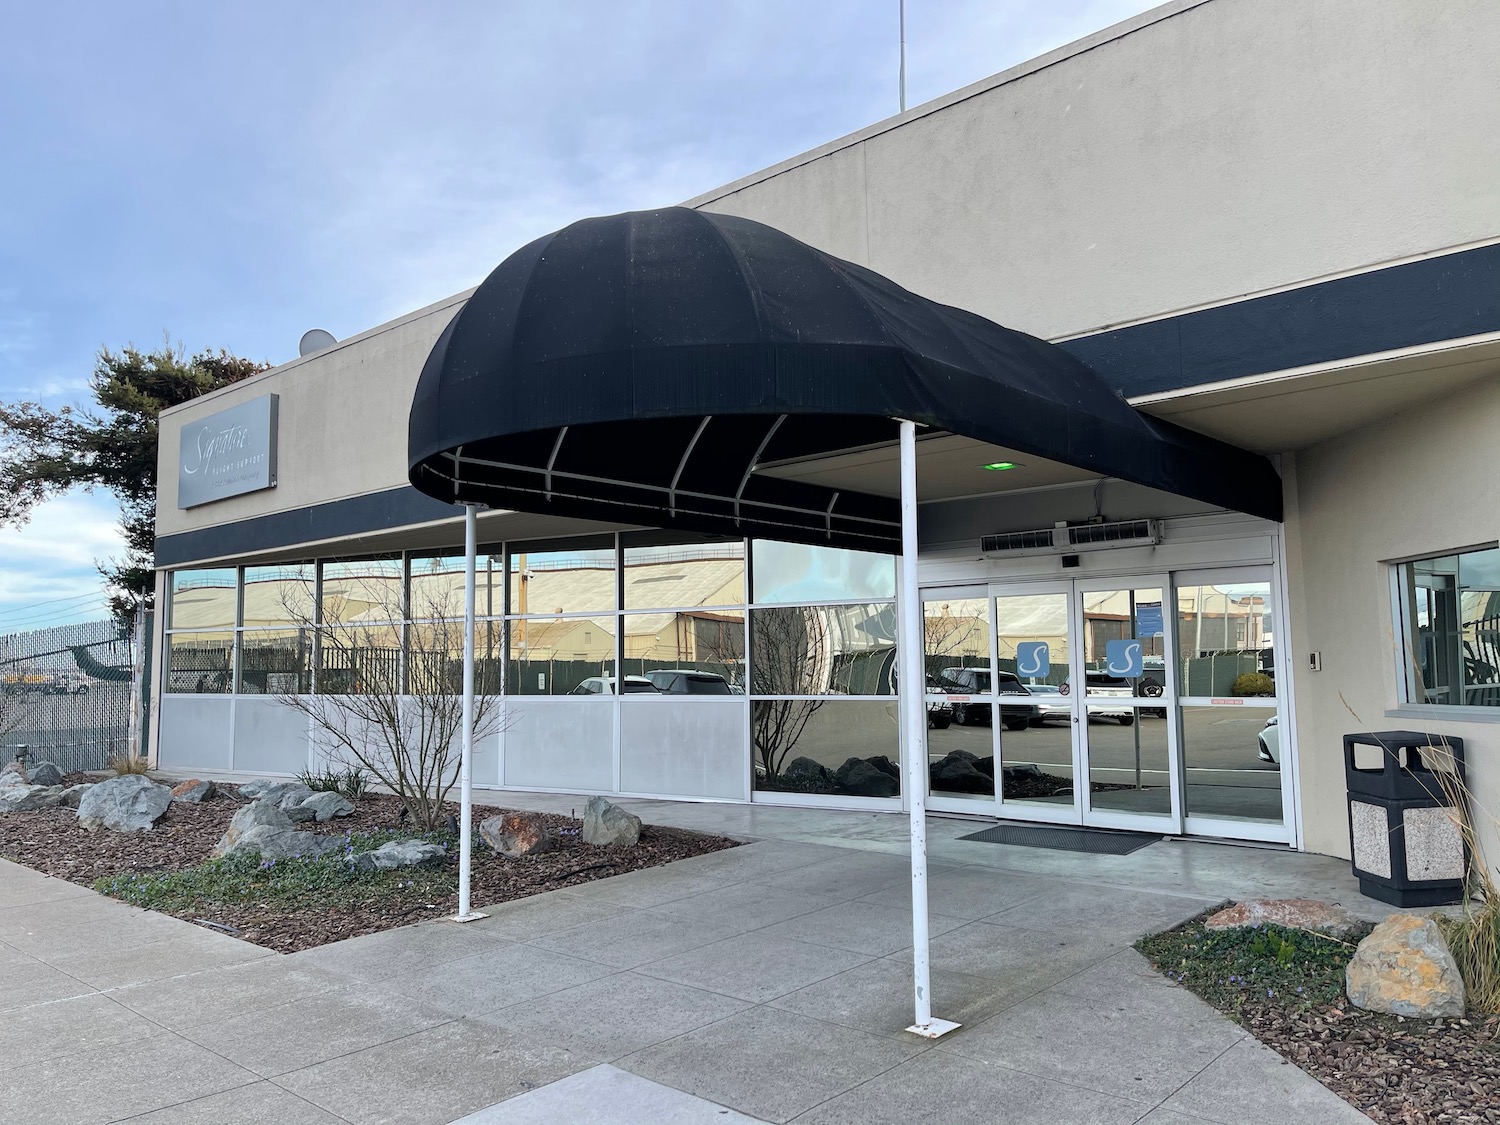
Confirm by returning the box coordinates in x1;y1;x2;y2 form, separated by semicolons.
1162;573;1185;833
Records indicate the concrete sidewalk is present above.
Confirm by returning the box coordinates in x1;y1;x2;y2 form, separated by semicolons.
0;797;1379;1124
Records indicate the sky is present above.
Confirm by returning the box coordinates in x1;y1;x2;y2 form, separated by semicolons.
0;0;1157;632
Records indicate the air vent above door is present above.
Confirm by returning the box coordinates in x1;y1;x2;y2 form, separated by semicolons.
981;519;1162;558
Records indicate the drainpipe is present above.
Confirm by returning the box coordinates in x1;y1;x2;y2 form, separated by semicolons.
899;419;958;1039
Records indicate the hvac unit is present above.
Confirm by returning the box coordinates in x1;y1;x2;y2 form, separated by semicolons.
981;519;1162;558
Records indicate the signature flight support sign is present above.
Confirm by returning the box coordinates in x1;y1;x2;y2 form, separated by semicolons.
177;394;279;509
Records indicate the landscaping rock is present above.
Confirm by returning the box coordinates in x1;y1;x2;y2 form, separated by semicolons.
169;779;216;804
235;778;279;799
76;775;172;833
59;783;93;808
8;785;65;812
834;758;899;798
0;760;25;782
0;766;32;805
1346;913;1465;1018
582;795;642;846
256;782;315;811
781;756;832;788
27;762;64;787
300;792;355;822
932;756;991;795
479;812;555;858
866;755;900;779
352;839;446;871
218;824;341;861
1206;899;1365;938
211;800;295;857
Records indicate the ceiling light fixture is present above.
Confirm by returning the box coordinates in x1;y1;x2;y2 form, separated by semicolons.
981;461;1020;471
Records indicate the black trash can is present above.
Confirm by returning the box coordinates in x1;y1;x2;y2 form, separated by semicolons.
1344;731;1467;908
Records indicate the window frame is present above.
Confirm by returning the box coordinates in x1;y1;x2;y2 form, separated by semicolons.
1388;541;1500;722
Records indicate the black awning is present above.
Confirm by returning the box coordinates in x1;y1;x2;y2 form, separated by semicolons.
409;207;1281;551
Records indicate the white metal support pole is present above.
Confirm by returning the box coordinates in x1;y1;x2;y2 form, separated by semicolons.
450;502;486;923
899;419;958;1039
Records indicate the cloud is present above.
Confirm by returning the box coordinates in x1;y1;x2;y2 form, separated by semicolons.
0;492;125;629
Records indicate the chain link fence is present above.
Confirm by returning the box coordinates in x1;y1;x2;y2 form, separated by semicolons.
0;615;151;774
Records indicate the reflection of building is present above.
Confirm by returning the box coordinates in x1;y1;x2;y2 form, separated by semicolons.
151;1;1498;865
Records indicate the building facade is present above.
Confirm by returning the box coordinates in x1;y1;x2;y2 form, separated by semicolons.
150;0;1500;862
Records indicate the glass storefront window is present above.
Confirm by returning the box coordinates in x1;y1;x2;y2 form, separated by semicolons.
509;546;616;616
168;568;237;631
1175;580;1274;697
321;557;404;626
241;565;314;629
316;622;403;695
1180;704;1283;823
410;551;503;621
749;603;896;696
750;541;895;604
1396;546;1500;707
165;632;234;693
751;699;900;797
623;538;745;610
239;629;313;695
623;612;744;695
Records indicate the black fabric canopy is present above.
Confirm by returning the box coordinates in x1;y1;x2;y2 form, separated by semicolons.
409;207;1281;550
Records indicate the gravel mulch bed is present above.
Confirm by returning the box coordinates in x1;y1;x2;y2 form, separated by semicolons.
1138;910;1500;1125
0;774;740;953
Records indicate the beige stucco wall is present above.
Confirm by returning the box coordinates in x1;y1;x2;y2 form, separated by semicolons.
1286;378;1500;864
692;0;1499;341
156;292;467;538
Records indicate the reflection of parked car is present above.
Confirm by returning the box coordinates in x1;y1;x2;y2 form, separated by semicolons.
925;676;952;730
644;669;733;695
1027;683;1070;724
570;676;659;695
1081;672;1135;725
936;668;1035;731
1257;714;1281;765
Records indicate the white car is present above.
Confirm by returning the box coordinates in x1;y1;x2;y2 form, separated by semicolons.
569;676;659;695
1257;714;1281;766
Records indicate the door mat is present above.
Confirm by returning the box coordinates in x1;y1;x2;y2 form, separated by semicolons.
956;823;1160;855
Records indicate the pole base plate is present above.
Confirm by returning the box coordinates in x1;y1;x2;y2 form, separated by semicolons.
445;911;489;924
906;1017;961;1039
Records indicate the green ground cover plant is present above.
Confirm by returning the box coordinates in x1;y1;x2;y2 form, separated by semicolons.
94;827;453;915
1136;912;1367;1014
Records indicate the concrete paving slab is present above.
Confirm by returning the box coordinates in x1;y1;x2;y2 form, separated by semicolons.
0;894;185;958
455;1064;770;1124
938;952;1247;1103
0;958;97;1011
8;1028;257;1125
479;970;750;1062
753;853;915;902
0;865;96;908
108;955;347;1030
0;992;166;1065
768;955;1026;1038
176;980;454;1078
636;930;873;1004
117;1081;348;1125
619;1005;923;1124
387;940;614;1016
754;898;968;957
290;917;513;983
1158;1038;1376;1124
560;861;760;908
922;918;1119;985
642;880;832;933
469;889;634;943
792;1048;1152;1125
857;865;1058;921
49;927;273;990
1132;1110;1222;1125
985;881;1218;941
528;906;743;969
274;1017;584;1125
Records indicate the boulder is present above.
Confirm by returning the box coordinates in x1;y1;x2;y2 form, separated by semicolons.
834;759;899;798
581;795;642;847
1206;899;1364;938
945;749;979;763
1346;913;1465;1018
0;766;32;804
235;778;279;799
8;785;65;812
300;792;355;822
256;782;315;811
973;757;995;778
211;800;295;857
218;824;341;861
479;812;555;858
28;762;65;787
781;756;833;788
352;839;446;871
170;779;216;804
0;760;25;782
59;783;93;808
76;775;172;833
284;804;318;824
932;757;991;795
866;755;901;779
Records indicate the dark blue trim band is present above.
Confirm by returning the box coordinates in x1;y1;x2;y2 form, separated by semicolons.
155;486;457;568
1060;243;1500;398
